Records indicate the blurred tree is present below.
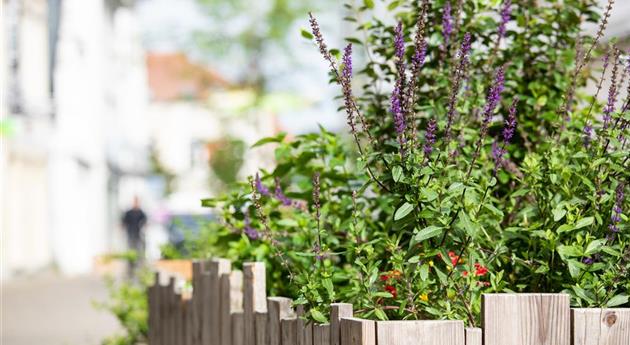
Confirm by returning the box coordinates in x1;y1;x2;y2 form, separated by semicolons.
194;0;335;94
208;138;246;189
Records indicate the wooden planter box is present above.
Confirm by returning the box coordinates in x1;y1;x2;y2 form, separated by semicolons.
147;259;629;345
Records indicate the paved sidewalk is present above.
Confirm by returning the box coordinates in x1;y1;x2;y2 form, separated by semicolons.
2;272;122;345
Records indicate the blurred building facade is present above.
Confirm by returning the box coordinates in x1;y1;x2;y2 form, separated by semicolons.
1;0;278;280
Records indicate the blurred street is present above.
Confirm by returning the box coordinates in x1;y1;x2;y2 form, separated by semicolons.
1;272;121;345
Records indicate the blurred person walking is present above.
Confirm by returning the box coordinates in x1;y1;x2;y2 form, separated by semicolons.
122;196;147;278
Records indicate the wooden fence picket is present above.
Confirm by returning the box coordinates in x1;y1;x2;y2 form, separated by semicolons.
147;260;630;345
464;327;481;345
244;262;267;345
482;293;570;345
339;317;374;345
572;308;630;345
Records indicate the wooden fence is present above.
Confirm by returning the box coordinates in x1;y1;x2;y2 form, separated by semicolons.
148;259;630;345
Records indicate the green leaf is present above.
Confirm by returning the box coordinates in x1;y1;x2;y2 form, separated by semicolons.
322;278;335;299
374;308;388;320
419;264;429;281
394;202;414;221
387;0;401;11
310;309;328;323
585;239;606;255
372;291;393;298
392;165;404;182
277;219;298;227
201;198;217;207
574;217;594;230
251;133;286;148
606;294;629;307
552;207;566;222
567;260;584;278
413;226;443;243
557;245;582;258
557;224;574;233
364;0;375;9
300;29;314;40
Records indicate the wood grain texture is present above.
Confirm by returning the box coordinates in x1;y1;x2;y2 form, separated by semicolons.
208;259;231;345
376;320;464;345
192;260;204;345
201;266;213;345
230;270;244;312
148;283;159;345
330;304;353;345
233;312;245;345
268;297;295;345
313;324;331;345
256;312;269;345
572;308;630;345
482;293;570;345
281;318;298;345
244;262;267;345
168;277;177;345
184;298;194;345
339;318;375;345
296;306;313;345
464;327;481;345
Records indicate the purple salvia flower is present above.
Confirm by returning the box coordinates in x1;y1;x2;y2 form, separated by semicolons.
603;51;619;129
498;0;512;40
423;118;437;158
583;122;593;148
442;1;453;46
413;39;428;68
491;140;507;172
582;257;594;265
608;183;625;235
243;211;260;240
444;33;472;145
342;44;352;83
481;66;506;136
255;173;271;196
391;83;407;154
274;178;292;206
502;97;518;143
394;21;405;61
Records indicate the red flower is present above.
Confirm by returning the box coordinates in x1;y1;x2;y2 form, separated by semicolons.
462;270;469;277
474;263;488;276
384;285;397;298
380;274;390;281
477;281;491;287
448;251;460;266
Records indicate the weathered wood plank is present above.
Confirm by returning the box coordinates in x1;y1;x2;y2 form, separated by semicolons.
339;318;375;345
281;318;298;345
296;306;311;345
184;298;194;345
192;260;204;345
256;312;269;345
148;281;159;345
244;262;267;345
233;312;245;345
572;308;630;345
175;292;184;345
220;268;241;345
200;262;213;345
482;293;570;345
330;304;353;345
209;258;231;345
268;297;295;345
376;320;464;345
313;324;331;345
465;327;481;345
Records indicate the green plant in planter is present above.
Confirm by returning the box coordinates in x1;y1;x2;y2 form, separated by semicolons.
189;0;628;326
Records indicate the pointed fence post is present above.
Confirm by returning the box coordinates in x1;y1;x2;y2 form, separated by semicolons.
482;293;570;345
244;262;267;345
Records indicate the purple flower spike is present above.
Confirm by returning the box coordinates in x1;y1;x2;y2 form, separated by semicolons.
255;173;271;196
394;21;405;61
481;66;506;134
342;44;352;83
274;178;292;206
413;40;428;68
442;1;453;46
423;118;437;157
243;212;260;240
498;0;512;40
391;84;407;154
491;140;507;172
502;98;518;143
608;183;625;235
583;122;593;148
